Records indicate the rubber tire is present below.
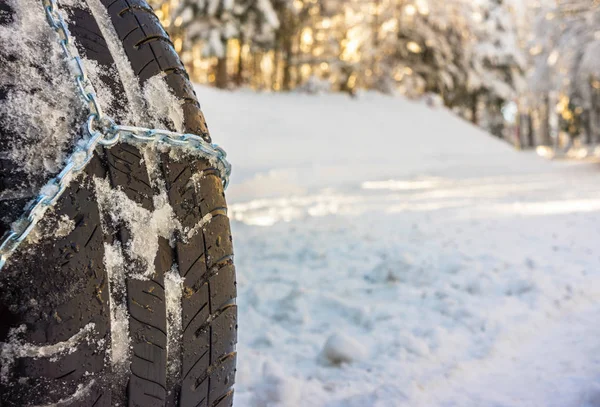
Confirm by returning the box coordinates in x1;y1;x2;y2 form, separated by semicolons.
0;1;237;406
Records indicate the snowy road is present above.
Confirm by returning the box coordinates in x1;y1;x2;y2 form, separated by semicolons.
197;87;600;407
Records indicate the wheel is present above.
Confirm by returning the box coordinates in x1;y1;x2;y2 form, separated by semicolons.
0;1;237;406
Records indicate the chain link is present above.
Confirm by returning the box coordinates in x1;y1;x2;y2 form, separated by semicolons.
0;1;232;270
45;0;105;121
0;131;104;270
102;124;231;185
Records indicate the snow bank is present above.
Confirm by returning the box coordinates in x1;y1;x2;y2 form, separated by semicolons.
194;86;547;203
193;86;600;407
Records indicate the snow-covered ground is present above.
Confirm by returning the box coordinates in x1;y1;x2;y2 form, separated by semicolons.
196;87;600;407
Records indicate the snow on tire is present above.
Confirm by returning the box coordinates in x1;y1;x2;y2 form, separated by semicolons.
0;1;237;406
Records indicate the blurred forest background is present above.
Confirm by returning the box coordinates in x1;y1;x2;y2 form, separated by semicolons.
148;0;600;149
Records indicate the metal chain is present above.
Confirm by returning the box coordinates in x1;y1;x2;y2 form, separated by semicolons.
0;0;232;270
45;0;105;122
102;124;231;186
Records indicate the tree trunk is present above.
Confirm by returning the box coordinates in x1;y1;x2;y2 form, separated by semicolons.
282;34;293;91
591;86;599;147
583;109;592;144
526;111;534;148
272;50;281;90
540;94;551;146
470;93;478;125
216;56;228;89
370;0;381;88
253;51;262;89
235;38;244;87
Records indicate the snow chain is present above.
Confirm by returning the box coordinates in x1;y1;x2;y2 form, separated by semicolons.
0;0;232;270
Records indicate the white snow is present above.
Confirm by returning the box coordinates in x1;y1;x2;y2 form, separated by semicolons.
165;266;184;381
53;215;76;238
102;242;130;370
85;0;148;125
320;333;368;366
80;57;123;121
31;379;96;407
0;0;86;190
194;86;600;407
248;360;301;407
185;212;213;240
143;74;186;133
94;178;180;279
26;213;75;244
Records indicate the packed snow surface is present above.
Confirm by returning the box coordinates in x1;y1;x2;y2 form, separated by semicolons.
196;87;600;407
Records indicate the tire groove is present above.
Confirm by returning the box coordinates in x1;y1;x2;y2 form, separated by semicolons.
168;166;189;190
91;393;103;406
145;392;164;401
123;0;165;72
182;349;209;381
74;24;110;47
136;57;156;76
131;371;167;392
107;160;153;189
207;254;234;271
209;390;234;407
122;25;140;42
119;144;143;159
193;352;236;390
135;35;174;48
106;0;121;9
183;302;208;334
194;303;236;338
182;251;205;278
84;224;99;248
111;153;136;166
185;257;234;297
151;278;165;290
134;352;156;364
142;289;164;302
129;313;167;337
147;341;165;350
54;369;77;380
118;5;156;17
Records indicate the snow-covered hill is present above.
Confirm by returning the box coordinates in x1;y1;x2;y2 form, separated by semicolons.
196;87;600;407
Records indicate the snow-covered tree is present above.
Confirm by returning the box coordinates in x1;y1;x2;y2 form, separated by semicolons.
469;0;527;136
270;0;323;90
527;0;600;145
374;1;474;101
163;0;279;87
149;0;600;146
